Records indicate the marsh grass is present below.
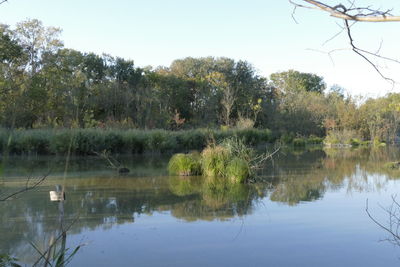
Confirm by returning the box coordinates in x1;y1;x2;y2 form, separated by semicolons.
168;152;202;176
0;128;272;155
226;157;250;183
201;145;231;177
168;137;259;183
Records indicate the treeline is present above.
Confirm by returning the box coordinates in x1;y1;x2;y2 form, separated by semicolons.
1;19;399;143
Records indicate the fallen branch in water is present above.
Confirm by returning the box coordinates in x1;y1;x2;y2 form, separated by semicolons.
92;150;130;174
251;146;281;170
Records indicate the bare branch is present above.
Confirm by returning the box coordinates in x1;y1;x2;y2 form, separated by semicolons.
291;0;400;22
366;198;400;246
343;20;395;83
0;172;50;201
290;0;400;83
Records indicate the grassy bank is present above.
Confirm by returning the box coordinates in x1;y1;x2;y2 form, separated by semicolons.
0;128;274;155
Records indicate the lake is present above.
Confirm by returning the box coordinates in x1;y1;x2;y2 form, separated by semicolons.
1;147;400;266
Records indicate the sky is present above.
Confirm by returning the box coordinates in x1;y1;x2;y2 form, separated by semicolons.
1;0;400;97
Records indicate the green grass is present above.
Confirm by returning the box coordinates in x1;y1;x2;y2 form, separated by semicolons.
168;152;202;176
201;145;231;177
226;157;250;183
168;137;255;183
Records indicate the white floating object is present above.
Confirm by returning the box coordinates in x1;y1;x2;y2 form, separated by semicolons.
49;191;65;202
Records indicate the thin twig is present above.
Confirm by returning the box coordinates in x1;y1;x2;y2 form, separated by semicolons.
366;198;400;246
290;1;400;84
291;0;400;22
0;171;50;201
344;19;395;84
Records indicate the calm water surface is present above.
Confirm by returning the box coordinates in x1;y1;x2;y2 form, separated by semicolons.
1;147;400;266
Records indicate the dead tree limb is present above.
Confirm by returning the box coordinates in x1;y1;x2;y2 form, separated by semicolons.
289;0;400;83
290;0;400;22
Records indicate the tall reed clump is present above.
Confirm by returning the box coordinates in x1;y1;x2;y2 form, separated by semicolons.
168;152;202;176
168;137;257;183
201;145;231;177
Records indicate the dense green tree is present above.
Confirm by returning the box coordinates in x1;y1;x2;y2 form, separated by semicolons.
270;70;326;94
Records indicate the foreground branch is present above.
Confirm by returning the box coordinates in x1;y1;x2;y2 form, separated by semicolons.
0;172;49;201
366;197;400;246
291;0;400;22
290;0;400;83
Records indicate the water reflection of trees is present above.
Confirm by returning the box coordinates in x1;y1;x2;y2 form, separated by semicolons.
2;147;400;263
264;147;400;205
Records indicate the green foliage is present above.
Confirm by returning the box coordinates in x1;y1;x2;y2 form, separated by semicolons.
307;135;324;145
221;137;254;162
349;138;362;147
270;70;326;94
226;157;250;183
324;130;362;147
201;145;231;177
293;138;306;147
373;138;386;147
280;132;295;144
3;18;400;146
169;137;257;183
0;128;272;155
177;129;207;150
168;153;202;176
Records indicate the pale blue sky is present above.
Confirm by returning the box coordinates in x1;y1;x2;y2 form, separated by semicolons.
1;0;400;97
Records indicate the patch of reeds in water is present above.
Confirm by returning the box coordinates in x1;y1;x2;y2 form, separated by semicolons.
168;137;260;183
